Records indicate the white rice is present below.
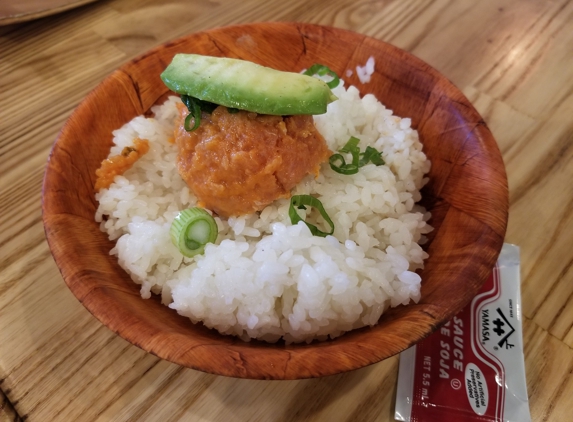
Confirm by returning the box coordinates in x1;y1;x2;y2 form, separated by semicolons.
95;80;432;344
356;56;375;83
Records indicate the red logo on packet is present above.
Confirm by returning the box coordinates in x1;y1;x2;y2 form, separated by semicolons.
395;244;531;422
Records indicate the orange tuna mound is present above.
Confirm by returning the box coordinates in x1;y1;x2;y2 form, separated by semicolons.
174;104;331;217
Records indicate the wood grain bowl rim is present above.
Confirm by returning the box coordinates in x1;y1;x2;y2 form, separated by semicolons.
42;22;508;379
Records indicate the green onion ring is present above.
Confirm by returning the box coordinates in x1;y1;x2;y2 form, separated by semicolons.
303;64;340;89
359;146;385;167
170;207;218;257
330;136;385;174
289;195;335;237
329;154;359;175
340;136;360;154
181;95;202;132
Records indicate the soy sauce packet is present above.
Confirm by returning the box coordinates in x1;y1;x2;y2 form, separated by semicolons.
395;243;531;422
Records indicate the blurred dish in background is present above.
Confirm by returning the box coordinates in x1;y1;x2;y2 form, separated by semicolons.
0;0;97;25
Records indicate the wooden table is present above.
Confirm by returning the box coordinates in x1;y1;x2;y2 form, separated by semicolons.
1;0;572;420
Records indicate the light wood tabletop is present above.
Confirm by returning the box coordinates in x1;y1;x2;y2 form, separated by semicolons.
1;0;572;421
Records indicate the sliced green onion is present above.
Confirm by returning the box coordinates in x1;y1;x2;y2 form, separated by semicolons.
289;195;334;237
339;136;360;154
182;95;218;114
181;95;202;131
170;207;218;257
329;136;361;174
303;64;340;89
184;113;199;131
197;99;218;114
329;153;359;175
330;137;385;174
359;146;385;167
182;95;231;131
341;136;361;168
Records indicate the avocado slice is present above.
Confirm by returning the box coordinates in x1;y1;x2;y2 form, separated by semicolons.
160;54;338;115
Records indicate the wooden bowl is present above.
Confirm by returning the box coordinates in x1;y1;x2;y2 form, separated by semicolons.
42;22;508;379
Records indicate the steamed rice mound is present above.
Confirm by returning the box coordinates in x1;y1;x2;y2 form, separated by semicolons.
95;80;432;344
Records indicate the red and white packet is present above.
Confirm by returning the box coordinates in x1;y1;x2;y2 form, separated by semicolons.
395;243;531;422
